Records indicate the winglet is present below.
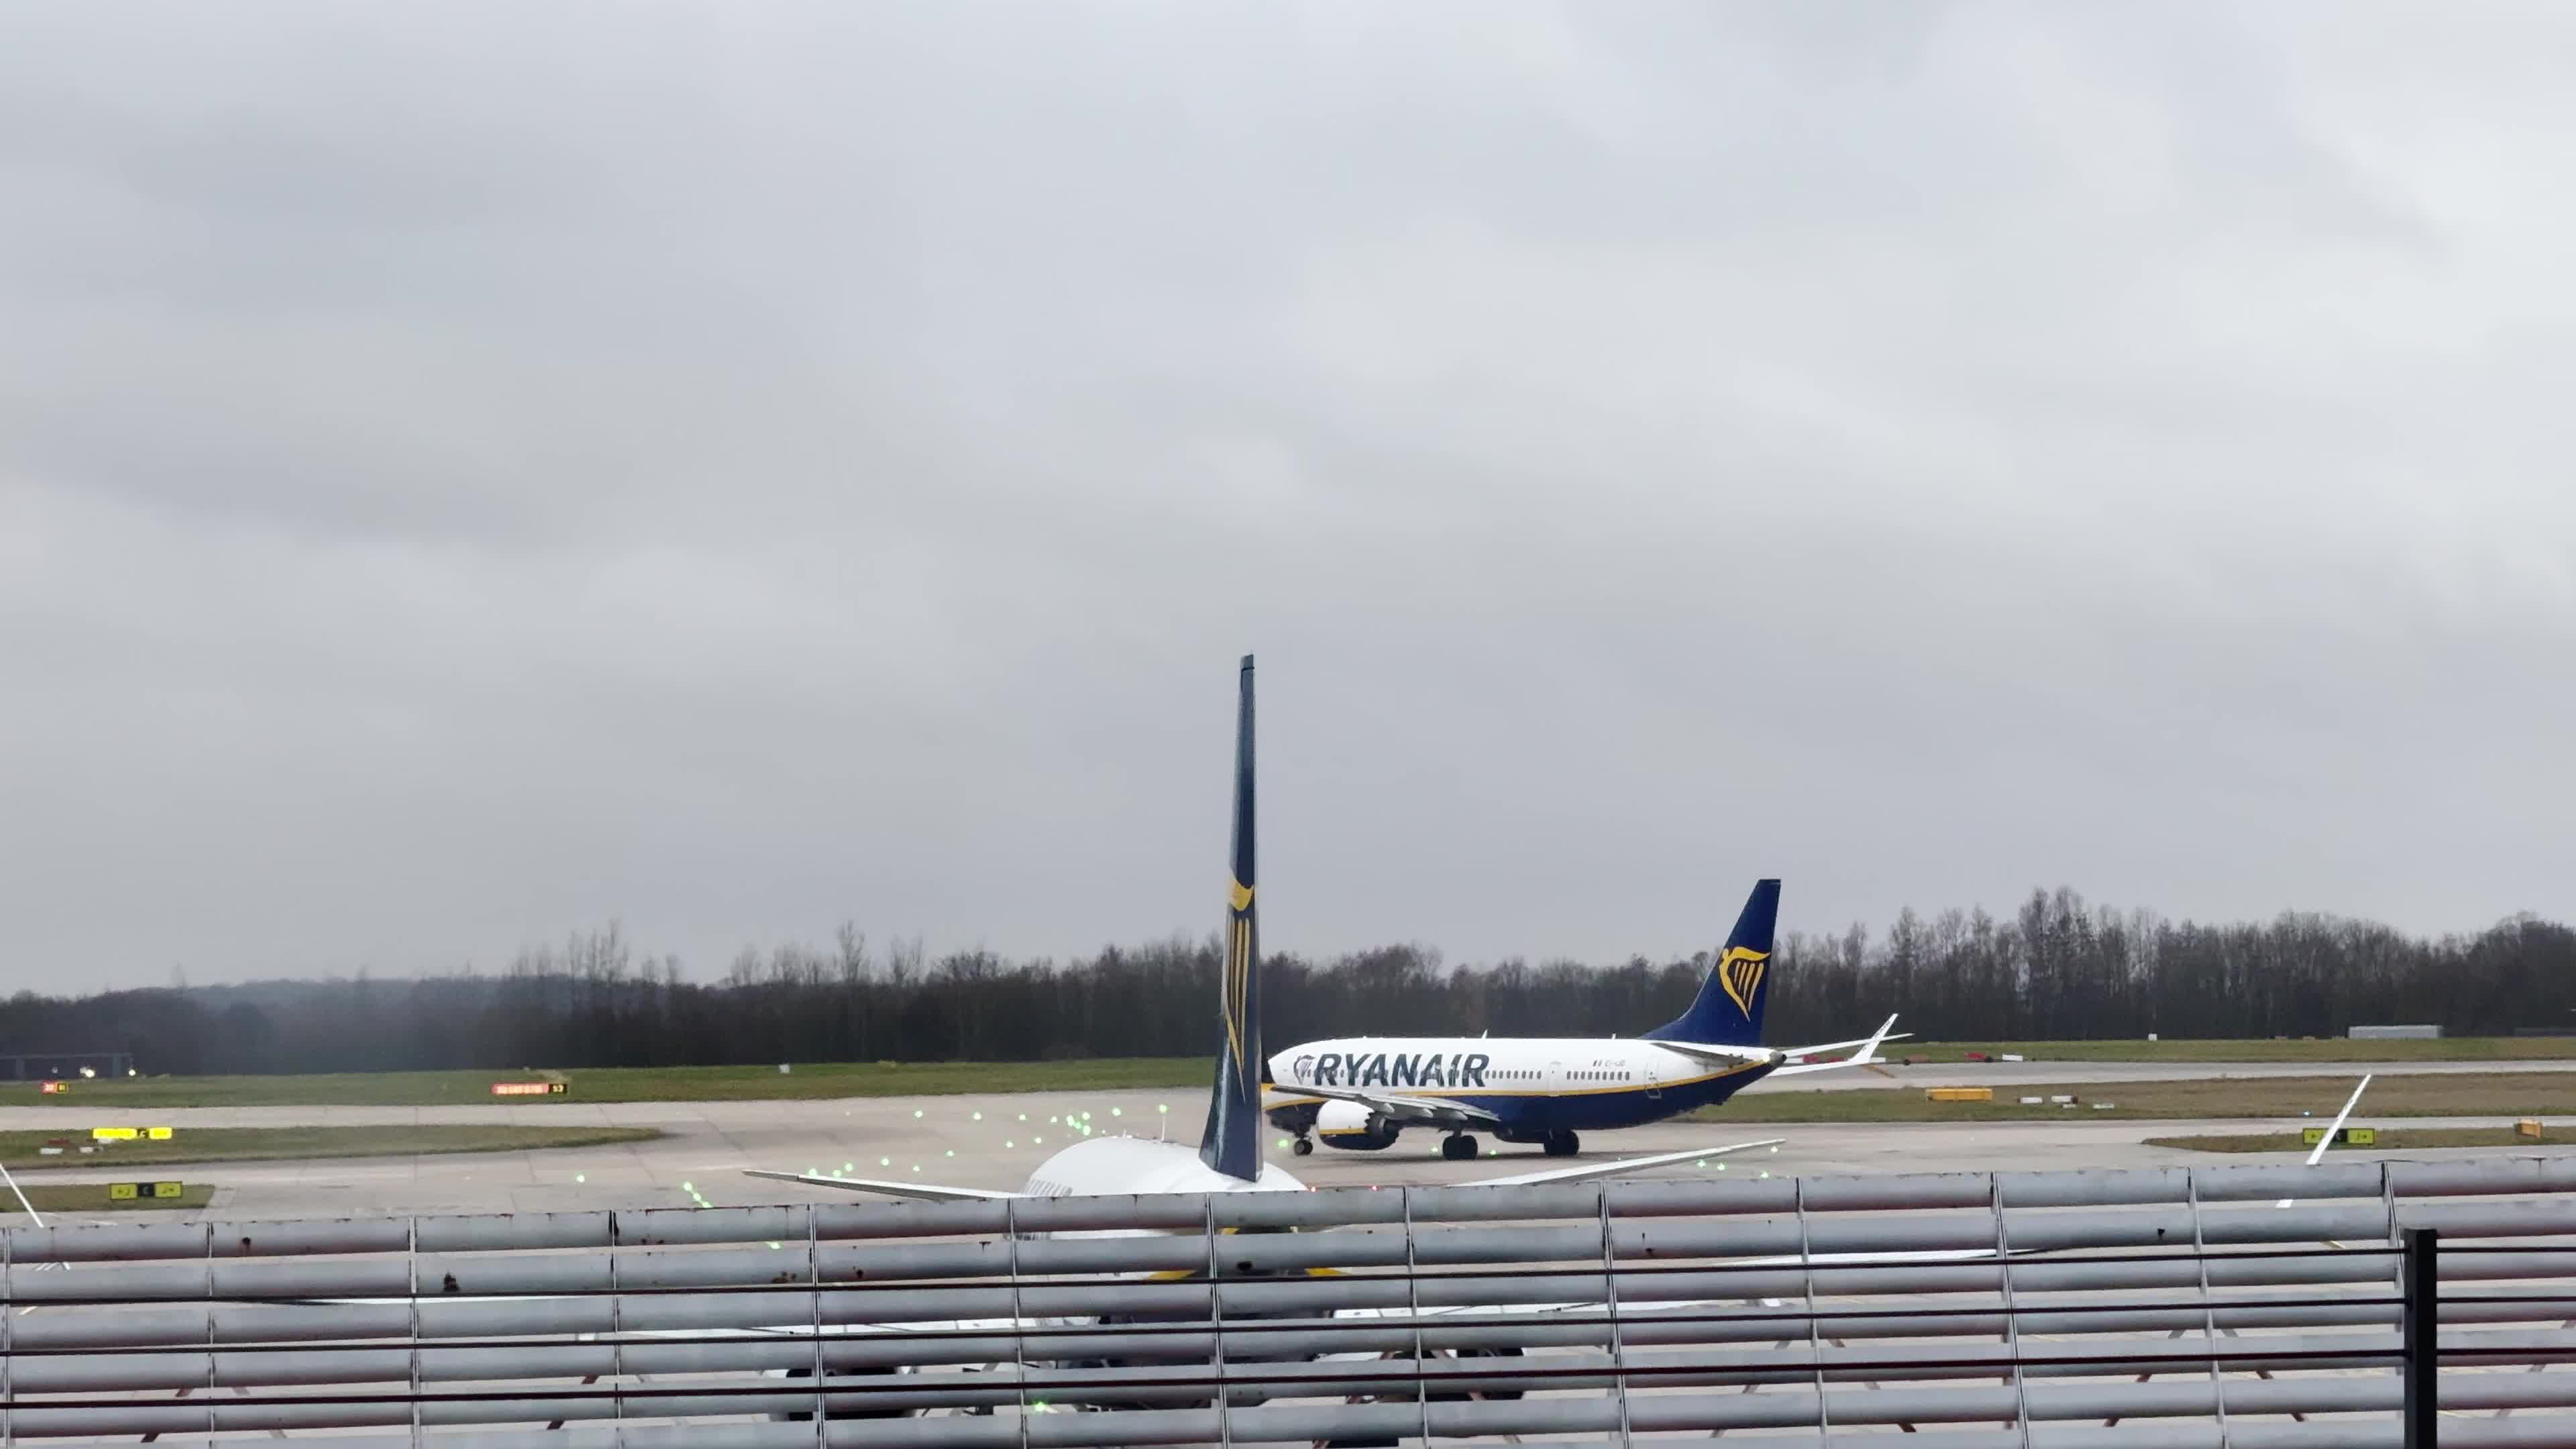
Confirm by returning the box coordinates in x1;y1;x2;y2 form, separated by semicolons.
1854;1014;1899;1065
1200;655;1265;1183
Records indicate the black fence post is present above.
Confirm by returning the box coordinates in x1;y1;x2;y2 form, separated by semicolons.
2404;1225;2438;1448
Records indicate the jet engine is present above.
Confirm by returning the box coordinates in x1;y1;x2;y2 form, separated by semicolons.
1314;1099;1400;1151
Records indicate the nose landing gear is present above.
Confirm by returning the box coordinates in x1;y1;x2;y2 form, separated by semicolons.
1290;1134;1314;1157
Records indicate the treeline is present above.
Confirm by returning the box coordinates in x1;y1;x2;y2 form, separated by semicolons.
11;890;2575;1077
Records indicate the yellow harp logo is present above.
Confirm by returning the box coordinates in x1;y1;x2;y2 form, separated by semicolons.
1716;945;1770;1019
1224;880;1255;1084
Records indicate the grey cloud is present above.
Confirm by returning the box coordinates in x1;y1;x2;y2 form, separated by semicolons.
1;2;2570;988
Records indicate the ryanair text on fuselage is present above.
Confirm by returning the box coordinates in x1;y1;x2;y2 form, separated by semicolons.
1289;1051;1493;1090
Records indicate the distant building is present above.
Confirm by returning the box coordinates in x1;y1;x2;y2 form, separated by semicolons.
2348;1024;2443;1040
0;1051;135;1081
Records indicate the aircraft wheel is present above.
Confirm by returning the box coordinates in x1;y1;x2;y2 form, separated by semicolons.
1440;1134;1477;1162
1291;1136;1314;1157
1543;1129;1579;1158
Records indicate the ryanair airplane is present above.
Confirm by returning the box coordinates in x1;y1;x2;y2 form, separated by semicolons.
1263;880;1902;1160
748;656;1778;1207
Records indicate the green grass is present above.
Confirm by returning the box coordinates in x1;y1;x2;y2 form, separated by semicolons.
7;1184;215;1214
1;1126;661;1169
2147;1127;2559;1154
7;1060;1211;1109
1696;1073;2576;1124
1892;1038;2576;1064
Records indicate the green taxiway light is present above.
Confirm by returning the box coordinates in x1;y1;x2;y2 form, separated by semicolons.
972;1111;983;1121
914;1110;924;1119
1112;1108;1124;1117
1006;1140;1016;1149
574;1174;586;1183
681;1181;694;1192
1157;1104;1169;1114
1033;1136;1044;1145
880;1157;891;1167
946;1149;955;1157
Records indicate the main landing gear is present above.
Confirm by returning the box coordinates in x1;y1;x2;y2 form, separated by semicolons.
1440;1134;1479;1162
1542;1128;1580;1158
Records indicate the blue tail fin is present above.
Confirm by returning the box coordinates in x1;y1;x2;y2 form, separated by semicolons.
1199;655;1265;1183
1642;879;1780;1047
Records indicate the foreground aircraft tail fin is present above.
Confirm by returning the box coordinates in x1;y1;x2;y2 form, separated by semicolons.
1200;655;1265;1184
1643;878;1780;1048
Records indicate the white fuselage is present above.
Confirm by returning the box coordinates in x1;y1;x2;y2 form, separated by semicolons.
1018;1134;1305;1209
1269;1036;1707;1095
1265;1035;1775;1140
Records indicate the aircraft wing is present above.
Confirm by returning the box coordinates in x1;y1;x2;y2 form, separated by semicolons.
1283;1085;1504;1128
1463;1138;1784;1188
1651;1016;1909;1075
743;1169;1018;1203
1768;1014;1906;1077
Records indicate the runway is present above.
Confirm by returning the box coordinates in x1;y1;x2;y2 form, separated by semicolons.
8;1077;2573;1222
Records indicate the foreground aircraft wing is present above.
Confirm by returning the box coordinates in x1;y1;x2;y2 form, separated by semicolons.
2302;1073;2375;1169
743;1169;1018;1203
1769;1014;1907;1077
1463;1138;1784;1188
1281;1085;1504;1128
2275;1073;2373;1210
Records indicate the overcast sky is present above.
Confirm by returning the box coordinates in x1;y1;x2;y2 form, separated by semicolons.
4;3;2571;989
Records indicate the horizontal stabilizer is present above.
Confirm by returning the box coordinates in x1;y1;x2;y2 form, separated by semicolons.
743;1169;1018;1203
1653;1041;1786;1068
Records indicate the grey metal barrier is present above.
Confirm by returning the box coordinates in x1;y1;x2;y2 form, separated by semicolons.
0;1157;2571;1444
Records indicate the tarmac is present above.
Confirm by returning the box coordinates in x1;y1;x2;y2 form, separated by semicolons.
1;1055;2568;1221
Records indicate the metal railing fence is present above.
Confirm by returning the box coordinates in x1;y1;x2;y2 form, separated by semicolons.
0;1156;2569;1444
